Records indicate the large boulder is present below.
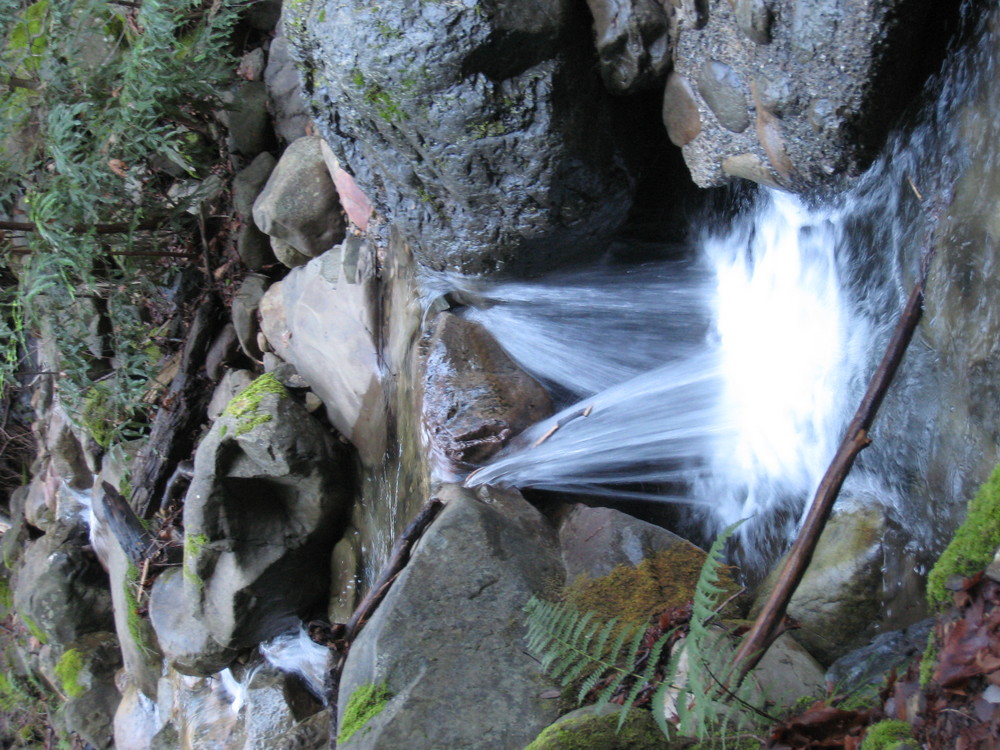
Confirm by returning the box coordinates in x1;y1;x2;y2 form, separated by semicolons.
256;241;386;465
13;524;113;645
752;504;891;665
663;0;938;190
51;632;122;750
253;136;346;265
337;484;564;749
286;0;637;274
422;312;553;472
174;374;353;662
265;28;313;145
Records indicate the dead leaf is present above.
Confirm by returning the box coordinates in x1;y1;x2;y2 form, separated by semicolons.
108;158;128;177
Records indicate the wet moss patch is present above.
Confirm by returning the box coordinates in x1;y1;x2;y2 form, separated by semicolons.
338;681;393;745
927;462;1000;609
564;546;722;625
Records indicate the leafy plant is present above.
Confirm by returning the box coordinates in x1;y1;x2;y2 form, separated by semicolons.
525;521;762;741
0;0;245;449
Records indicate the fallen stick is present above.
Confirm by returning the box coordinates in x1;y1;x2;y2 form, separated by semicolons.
532;403;594;448
730;248;934;685
328;497;445;747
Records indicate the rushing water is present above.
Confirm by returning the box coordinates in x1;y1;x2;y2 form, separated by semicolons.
463;5;999;569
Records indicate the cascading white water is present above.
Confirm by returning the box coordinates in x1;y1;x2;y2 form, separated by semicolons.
463;3;999;569
461;192;876;567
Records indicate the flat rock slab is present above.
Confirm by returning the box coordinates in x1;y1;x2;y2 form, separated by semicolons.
337;484;563;750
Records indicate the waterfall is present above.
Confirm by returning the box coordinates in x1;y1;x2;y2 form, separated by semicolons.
462;5;998;569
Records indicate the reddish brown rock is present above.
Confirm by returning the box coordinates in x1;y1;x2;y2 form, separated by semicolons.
663;72;702;146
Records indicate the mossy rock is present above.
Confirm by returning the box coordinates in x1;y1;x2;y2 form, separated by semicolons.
524;706;674;750
564;546;737;626
860;719;913;750
927;461;1000;609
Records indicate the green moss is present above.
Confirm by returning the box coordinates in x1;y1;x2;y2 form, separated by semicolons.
122;561;154;654
54;649;85;698
564;545;732;626
222;373;286;436
927;462;1000;609
0;576;12;612
19;614;47;645
183;533;209;589
919;629;938;687
860;719;912;750
338;682;393;745
219;424;227;438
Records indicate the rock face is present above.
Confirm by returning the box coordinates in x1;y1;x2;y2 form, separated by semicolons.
253;135;346;265
286;0;637;274
752;505;890;665
664;0;936;189
13;524;114;645
422;312;553;471
337;484;563;750
585;0;673;94
258;241;386;465
152;375;352;671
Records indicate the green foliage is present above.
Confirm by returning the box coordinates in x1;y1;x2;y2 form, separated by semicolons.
860;719;913;750
525;522;757;741
0;608;66;745
53;648;85;698
927;462;1000;609
338;681;393;744
0;0;244;449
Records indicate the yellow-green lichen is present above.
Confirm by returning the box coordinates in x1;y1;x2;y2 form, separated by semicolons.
123;561;155;654
860;719;913;750
183;533;209;589
927;462;1000;609
222;373;286;437
919;629;938;688
337;681;392;745
54;649;85;698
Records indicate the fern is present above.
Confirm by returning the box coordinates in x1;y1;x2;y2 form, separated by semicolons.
525;520;760;740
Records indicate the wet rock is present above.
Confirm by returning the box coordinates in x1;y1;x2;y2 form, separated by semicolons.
208;369;255;421
240;215;273;266
268;243;385;465
265;30;312;145
13;525;113;644
697;59;749;133
329;529;362;624
826;619;935;694
226;81;275;158
337;484;563;750
286;0;637;274
722;153;780;187
662;71;702;146
669;0;939;189
272;709;331;750
585;0;673;94
232;274;270;361
181;375;352;654
253;136;346;263
422;313;553;469
114;681;161;750
559;504;705;584
233;152;277;219
752;504;889;665
734;0;772;44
